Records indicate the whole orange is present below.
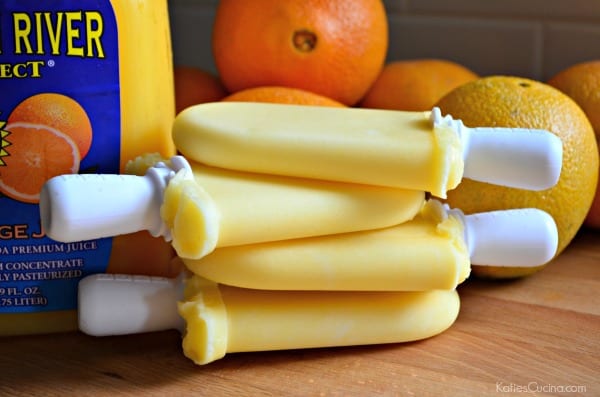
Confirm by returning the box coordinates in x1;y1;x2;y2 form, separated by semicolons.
435;76;598;278
174;66;228;114
212;0;388;106
547;60;600;228
360;59;478;111
8;93;92;159
222;86;345;107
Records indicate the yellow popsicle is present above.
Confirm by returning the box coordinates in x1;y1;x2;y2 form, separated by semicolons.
173;102;563;197
182;200;559;292
183;199;470;291
179;276;460;365
160;158;425;259
40;154;424;260
173;102;462;198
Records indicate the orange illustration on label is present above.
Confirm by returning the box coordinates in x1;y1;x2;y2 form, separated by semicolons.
0;93;92;203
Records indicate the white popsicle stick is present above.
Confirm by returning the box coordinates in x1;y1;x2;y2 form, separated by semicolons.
448;204;558;267
430;107;563;191
78;274;184;336
39;157;192;243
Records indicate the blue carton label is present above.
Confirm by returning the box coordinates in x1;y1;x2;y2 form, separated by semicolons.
0;0;121;312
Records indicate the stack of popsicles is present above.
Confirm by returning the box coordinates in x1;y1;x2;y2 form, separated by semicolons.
41;103;562;365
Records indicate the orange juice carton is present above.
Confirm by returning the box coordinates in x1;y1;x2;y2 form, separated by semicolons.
0;0;176;335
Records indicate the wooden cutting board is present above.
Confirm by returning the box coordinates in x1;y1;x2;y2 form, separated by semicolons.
0;230;598;396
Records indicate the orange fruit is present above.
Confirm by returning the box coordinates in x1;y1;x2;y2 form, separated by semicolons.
8;93;92;159
435;76;599;278
107;232;179;277
547;60;600;228
174;65;228;114
222;86;345;107
360;59;479;111
212;0;388;106
548;60;600;132
0;122;80;203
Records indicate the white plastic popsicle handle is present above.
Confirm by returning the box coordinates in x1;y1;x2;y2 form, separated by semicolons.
78;274;184;336
39;156;191;243
449;206;559;267
431;108;563;191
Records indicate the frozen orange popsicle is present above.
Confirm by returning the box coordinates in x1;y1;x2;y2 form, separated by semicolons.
40;155;424;259
183;200;558;291
173;102;562;197
78;274;460;365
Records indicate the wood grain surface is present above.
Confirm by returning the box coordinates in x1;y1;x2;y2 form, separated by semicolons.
1;229;598;396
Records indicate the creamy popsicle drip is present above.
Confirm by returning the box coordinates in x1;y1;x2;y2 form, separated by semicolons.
78;274;460;365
